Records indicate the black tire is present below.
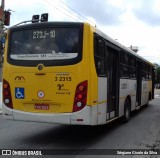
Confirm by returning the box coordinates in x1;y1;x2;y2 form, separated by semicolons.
123;98;131;123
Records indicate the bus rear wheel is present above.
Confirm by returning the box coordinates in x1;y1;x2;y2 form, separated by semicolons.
123;98;131;123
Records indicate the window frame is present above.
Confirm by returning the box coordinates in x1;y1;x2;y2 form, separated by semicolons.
7;22;84;67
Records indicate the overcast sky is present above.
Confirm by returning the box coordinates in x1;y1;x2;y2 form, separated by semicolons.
5;0;160;64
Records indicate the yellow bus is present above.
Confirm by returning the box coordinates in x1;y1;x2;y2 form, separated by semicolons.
2;18;155;125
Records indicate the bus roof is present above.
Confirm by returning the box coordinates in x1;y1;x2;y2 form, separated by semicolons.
93;24;154;67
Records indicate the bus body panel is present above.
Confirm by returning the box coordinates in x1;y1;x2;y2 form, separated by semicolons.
4;64;90;113
141;80;152;106
119;79;136;117
97;77;107;125
7;70;77;113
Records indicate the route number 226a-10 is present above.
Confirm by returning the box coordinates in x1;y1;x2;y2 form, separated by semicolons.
55;77;72;82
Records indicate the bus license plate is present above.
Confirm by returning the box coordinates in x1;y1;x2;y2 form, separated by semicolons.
34;104;49;110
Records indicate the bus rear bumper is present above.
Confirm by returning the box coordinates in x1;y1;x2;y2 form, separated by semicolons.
2;104;92;125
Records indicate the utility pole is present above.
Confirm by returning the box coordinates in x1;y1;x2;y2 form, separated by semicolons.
0;0;11;66
0;0;4;38
0;0;4;66
1;0;4;10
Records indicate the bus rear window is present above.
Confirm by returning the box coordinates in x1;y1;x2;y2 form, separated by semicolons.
8;26;82;66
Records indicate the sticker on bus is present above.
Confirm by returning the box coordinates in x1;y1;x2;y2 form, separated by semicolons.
15;88;25;99
10;53;78;61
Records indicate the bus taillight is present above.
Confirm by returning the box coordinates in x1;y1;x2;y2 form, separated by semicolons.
73;80;88;112
3;79;13;109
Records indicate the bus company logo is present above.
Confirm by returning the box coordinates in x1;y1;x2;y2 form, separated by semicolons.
15;76;25;81
57;84;64;90
37;91;45;98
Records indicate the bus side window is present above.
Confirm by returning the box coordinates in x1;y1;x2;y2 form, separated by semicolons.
94;35;106;76
149;66;152;80
130;57;136;79
120;51;130;78
142;63;147;80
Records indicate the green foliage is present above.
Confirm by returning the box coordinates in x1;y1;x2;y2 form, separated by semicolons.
154;63;160;84
156;67;160;84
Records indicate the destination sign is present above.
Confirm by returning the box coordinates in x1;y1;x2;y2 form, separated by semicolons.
32;30;55;39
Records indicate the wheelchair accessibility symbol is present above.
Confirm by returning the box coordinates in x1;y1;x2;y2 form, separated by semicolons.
15;88;24;99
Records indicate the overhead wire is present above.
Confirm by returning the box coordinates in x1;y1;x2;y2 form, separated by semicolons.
43;0;96;26
59;0;96;26
43;0;80;22
55;0;87;22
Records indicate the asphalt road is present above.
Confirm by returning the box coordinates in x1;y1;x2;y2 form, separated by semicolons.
0;97;160;158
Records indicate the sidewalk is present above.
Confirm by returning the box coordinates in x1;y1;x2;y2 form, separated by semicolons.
155;88;160;95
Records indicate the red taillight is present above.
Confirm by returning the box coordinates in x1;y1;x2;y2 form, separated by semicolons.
73;80;88;112
3;83;9;89
3;79;13;109
4;91;9;96
78;94;83;99
78;85;85;91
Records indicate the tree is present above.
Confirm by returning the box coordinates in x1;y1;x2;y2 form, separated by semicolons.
156;67;160;84
154;63;160;84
